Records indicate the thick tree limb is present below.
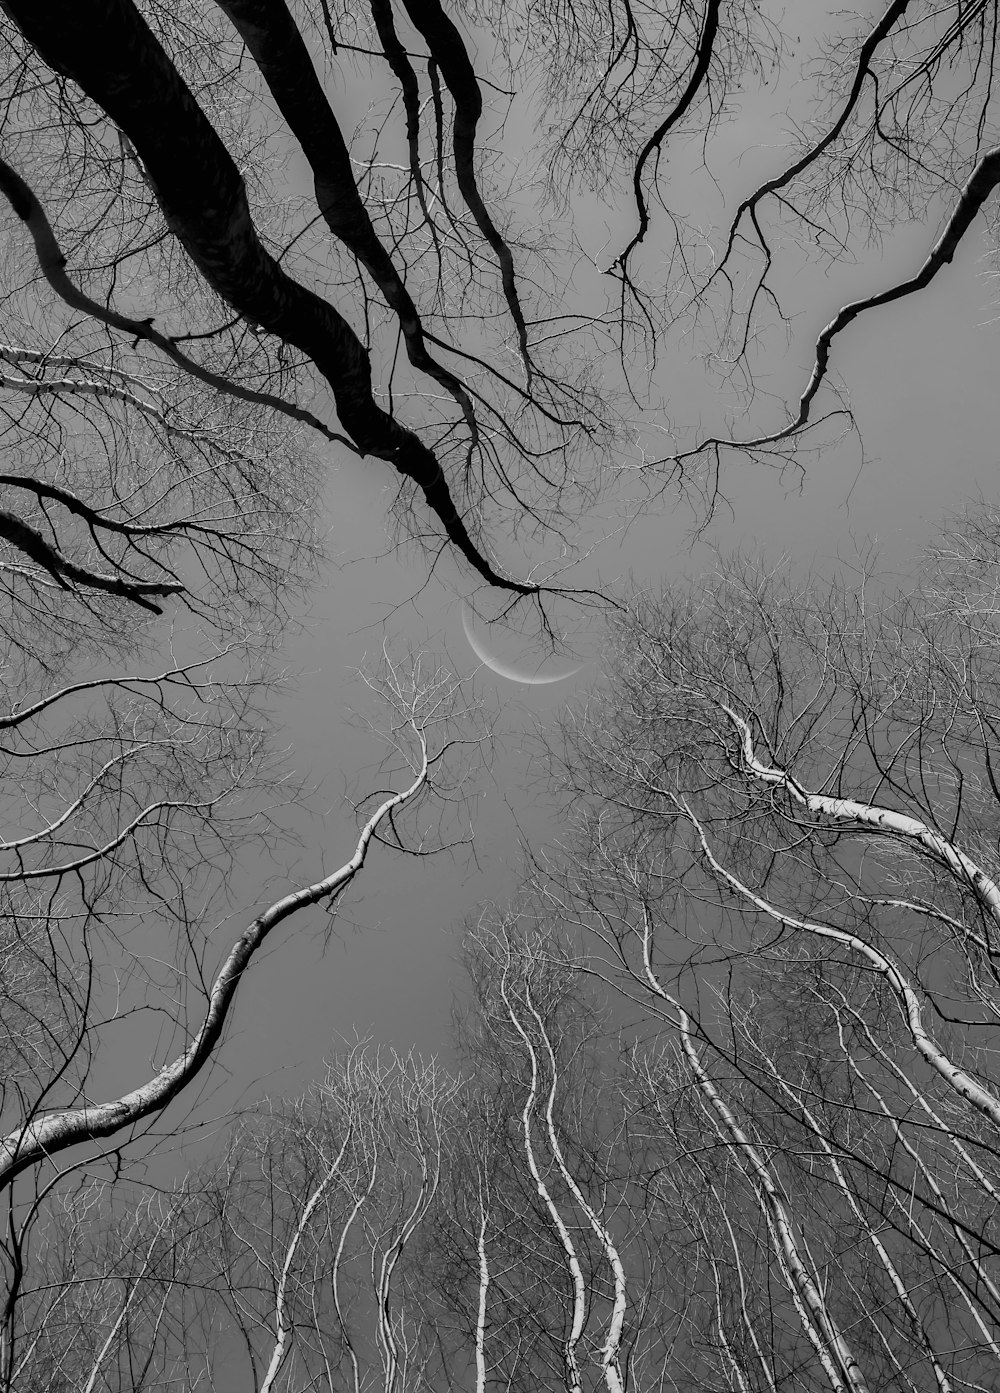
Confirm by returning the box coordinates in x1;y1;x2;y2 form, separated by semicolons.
368;0;436;232
0;159;359;456
0;0;535;593
0;473;207;540
0;508;182;612
213;0;480;441
715;698;1000;934
0;747;429;1189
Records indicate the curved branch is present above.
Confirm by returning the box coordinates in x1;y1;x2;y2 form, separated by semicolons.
0;744;154;852
715;698;1000;936
0;792;223;882
0;747;429;1189
679;146;1000;458
0;346;270;470
0;473;209;540
683;802;1000;1137
788;145;1000;437
616;0;722;269
0;656;221;732
259;1127;353;1393
713;0;913;276
0;158;359;456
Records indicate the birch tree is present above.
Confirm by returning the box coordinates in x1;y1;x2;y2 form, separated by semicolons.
428;917;666;1393
538;505;1000;1391
0;650;488;1391
27;564;1000;1393
184;1042;460;1393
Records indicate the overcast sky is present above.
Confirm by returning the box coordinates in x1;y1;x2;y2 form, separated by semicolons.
89;4;1000;1157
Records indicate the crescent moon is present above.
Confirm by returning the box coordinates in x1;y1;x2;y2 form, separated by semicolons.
462;606;581;685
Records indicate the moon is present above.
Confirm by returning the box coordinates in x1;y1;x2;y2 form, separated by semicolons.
461;606;582;685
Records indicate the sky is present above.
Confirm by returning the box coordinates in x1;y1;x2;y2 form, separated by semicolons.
86;1;1000;1159
194;197;1000;1123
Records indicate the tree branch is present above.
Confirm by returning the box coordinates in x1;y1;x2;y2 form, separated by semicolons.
0;508;183;613
676;146;1000;459
0;1;537;593
0;747;429;1189
0;158;359;455
399;0;533;380
616;0;722;270
213;0;481;443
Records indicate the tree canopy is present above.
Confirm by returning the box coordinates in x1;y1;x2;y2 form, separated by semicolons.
2;0;1000;1388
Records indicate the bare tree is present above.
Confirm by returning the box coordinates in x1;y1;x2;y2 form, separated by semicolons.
6;2;992;575
188;1041;461;1393
416;916;688;1393
30;518;1000;1393
534;507;1000;1390
0;649;489;1390
4;1;1000;1386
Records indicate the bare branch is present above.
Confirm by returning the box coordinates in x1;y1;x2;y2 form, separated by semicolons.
0;2;537;593
616;0;722;270
0;742;429;1189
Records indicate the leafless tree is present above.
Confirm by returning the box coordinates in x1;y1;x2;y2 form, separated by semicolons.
4;1;1000;1386
0;648;489;1391
6;3;993;575
29;514;1000;1393
183;1040;461;1393
533;506;1000;1390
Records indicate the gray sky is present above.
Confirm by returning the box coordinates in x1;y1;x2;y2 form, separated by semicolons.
180;212;1000;1128
91;1;1000;1147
